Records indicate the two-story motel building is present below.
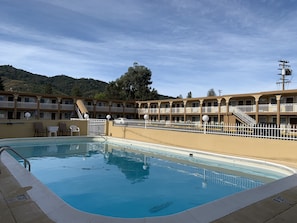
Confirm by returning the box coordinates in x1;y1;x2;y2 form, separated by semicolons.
1;89;297;126
0;91;137;121
137;89;297;126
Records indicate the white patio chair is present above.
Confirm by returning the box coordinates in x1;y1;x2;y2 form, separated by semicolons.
69;125;80;136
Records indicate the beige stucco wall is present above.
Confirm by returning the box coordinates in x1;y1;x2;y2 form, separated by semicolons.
0;120;88;138
1;120;296;169
107;122;297;169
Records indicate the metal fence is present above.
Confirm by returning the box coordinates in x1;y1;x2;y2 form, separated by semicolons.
87;119;106;136
113;119;297;141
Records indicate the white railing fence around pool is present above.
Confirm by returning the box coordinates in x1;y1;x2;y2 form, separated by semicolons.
112;119;297;141
87;119;106;136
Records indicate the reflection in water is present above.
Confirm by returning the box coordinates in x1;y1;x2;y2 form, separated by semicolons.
105;148;150;183
202;169;207;189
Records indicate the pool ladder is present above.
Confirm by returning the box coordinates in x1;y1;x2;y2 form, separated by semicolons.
0;146;31;172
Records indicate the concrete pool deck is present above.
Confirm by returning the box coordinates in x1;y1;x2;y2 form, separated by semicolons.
1;146;297;222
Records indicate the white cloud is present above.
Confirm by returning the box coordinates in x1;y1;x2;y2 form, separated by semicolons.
1;0;297;96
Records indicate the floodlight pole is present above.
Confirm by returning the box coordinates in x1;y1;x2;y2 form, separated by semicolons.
277;60;292;91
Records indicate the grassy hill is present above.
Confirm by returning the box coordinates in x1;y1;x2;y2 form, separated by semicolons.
0;65;108;98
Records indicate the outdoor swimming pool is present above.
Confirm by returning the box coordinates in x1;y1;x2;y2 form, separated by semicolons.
3;137;295;218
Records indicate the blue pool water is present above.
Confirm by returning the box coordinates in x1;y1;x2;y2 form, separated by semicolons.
7;139;288;218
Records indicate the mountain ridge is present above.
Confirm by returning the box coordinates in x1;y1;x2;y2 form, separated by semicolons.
0;65;108;98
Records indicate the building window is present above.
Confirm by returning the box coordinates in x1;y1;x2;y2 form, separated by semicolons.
286;98;293;103
270;98;277;104
64;113;71;119
51;113;56;120
8;111;13;119
0;111;5;119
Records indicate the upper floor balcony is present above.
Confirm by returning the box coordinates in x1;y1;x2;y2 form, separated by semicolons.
60;104;75;111
16;102;38;109
125;107;137;113
138;103;297;115
0;101;15;108
39;103;59;110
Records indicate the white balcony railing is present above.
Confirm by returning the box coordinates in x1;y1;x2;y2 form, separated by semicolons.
220;106;227;113
234;105;256;113
125;107;137;113
16;102;37;109
171;107;184;114
110;107;124;113
160;108;171;113
2;99;297;116
60;104;74;111
0;101;14;108
95;106;109;112
137;103;297;115
85;105;93;111
39;103;59;110
138;108;148;114
280;103;297;112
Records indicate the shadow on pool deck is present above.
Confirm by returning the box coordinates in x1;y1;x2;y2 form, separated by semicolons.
1;158;297;223
0;161;54;223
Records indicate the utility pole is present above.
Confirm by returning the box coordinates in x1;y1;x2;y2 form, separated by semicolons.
277;60;292;90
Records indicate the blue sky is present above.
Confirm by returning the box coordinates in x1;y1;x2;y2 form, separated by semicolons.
1;0;297;97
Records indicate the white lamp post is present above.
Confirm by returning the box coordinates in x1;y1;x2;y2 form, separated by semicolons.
202;115;209;134
105;115;111;136
144;114;149;128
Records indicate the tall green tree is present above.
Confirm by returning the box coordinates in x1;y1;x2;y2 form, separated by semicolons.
187;91;192;98
94;92;107;100
0;77;4;91
105;63;159;100
207;88;217;97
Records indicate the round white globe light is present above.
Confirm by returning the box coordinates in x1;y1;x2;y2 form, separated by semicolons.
84;113;89;119
144;114;149;120
202;115;209;122
106;114;111;120
24;112;31;119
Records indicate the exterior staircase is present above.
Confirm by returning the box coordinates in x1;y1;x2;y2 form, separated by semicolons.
75;106;84;119
231;107;257;126
75;99;89;119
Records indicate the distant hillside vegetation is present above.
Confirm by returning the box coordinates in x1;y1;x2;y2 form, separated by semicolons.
0;65;108;98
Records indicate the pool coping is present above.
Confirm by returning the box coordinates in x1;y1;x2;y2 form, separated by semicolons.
1;137;297;223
